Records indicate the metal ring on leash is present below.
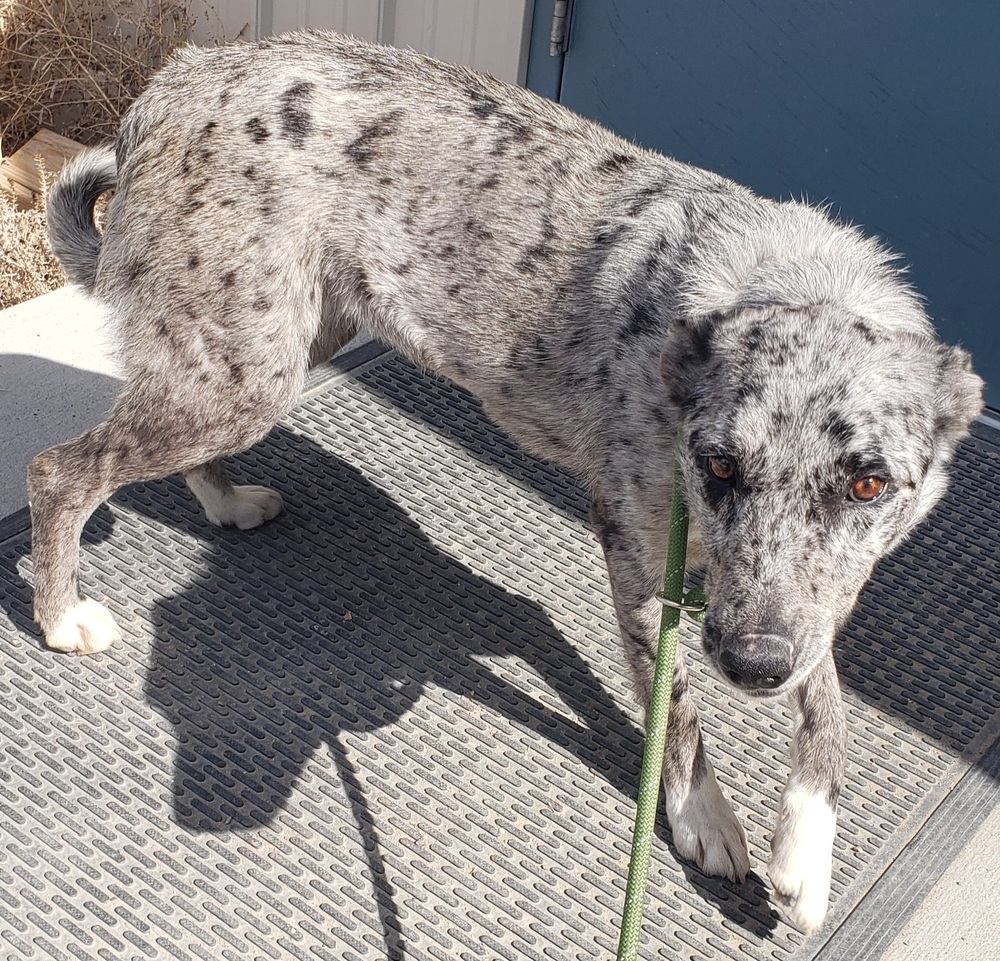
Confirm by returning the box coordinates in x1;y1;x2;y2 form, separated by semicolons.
655;593;707;615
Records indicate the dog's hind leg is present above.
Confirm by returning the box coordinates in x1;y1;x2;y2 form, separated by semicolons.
28;341;306;655
183;315;359;530
591;491;750;883
183;459;284;530
767;651;846;933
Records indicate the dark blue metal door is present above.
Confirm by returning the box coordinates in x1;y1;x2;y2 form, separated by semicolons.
527;1;1000;409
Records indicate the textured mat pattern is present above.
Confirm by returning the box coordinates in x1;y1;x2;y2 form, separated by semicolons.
2;351;999;961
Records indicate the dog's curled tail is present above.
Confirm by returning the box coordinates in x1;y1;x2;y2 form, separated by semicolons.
46;146;118;291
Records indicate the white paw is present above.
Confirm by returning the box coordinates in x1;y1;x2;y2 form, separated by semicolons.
664;758;750;882
768;784;836;934
45;598;122;655
204;485;283;530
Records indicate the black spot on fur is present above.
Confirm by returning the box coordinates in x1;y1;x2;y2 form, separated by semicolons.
481;173;501;190
514;215;558;273
245;117;269;144
853;320;878;344
345;109;404;167
464;220;494;242
187;254;200;270
446;284;461;298
593;512;625;554
126;259;150;283
619;301;660;341
594;222;628;249
252;296;272;312
489;116;533;158
648;404;669;426
734;379;765;404
222;271;237;288
279;81;314;149
516;244;555;275
469;91;500;120
599;152;637;174
627;184;664;217
822;412;856;444
689;323;715;364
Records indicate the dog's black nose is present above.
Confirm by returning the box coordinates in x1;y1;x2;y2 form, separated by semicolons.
717;633;793;691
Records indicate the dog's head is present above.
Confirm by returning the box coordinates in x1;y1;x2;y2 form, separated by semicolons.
661;304;983;696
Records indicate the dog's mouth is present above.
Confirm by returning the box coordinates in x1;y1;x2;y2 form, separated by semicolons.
728;677;791;699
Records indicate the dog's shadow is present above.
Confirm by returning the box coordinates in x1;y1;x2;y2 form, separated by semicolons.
130;428;635;946
142;427;636;803
124;423;785;945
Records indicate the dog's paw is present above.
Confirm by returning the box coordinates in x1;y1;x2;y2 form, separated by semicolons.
664;762;750;883
205;485;284;530
45;598;122;655
767;785;836;934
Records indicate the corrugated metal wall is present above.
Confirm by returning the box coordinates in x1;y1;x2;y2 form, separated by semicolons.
193;0;534;84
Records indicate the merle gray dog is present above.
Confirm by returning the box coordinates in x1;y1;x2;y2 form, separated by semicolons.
33;32;982;933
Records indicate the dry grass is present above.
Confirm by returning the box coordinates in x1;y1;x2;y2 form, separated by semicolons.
0;175;64;309
0;1;226;309
0;1;201;153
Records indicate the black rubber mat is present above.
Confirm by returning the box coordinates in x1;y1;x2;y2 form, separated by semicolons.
2;347;999;961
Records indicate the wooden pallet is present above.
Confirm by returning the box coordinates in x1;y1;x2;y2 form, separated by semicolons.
0;129;85;209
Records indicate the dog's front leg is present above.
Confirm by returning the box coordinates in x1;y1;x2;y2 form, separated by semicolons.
768;650;847;933
592;494;749;883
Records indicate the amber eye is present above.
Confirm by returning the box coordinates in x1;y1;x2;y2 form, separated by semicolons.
707;455;737;481
849;475;887;503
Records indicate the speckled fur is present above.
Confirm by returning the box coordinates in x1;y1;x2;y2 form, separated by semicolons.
33;32;983;933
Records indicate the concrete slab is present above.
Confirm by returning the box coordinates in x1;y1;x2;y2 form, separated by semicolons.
0;285;121;516
880;803;1000;961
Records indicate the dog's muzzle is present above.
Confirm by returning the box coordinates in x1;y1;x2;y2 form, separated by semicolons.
716;632;794;691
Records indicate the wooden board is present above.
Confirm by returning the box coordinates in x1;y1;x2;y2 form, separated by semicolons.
0;129;85;209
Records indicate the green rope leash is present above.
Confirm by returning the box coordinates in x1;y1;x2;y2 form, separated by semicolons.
615;470;705;961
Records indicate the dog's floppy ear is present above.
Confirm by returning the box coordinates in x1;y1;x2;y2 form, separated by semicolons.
933;343;984;444
906;342;984;529
659;313;721;413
